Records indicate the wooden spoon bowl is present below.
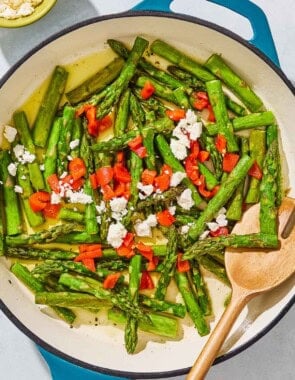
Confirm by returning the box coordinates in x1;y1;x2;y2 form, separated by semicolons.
187;197;295;380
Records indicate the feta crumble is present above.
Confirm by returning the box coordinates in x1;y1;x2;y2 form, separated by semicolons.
134;214;158;237
69;139;80;150
0;1;43;20
14;185;23;193
137;182;154;200
170;171;186;187
13;144;35;164
8;162;18;176
177;188;194;210
107;222;128;248
3;125;17;143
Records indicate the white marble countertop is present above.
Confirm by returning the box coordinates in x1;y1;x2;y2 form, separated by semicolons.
0;1;294;379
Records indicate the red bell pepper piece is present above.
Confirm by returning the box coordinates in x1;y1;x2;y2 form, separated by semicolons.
82;258;96;272
209;226;229;237
248;161;263;180
222;153;240;172
141;169;157;185
176;253;191;272
166;108;186;121
140;271;155;290
215;134;227;154
140;81;155;100
103;273;121;289
96;166;114;187
46;173;60;193
156;209;176;226
42;203;61;219
68;157;86;180
29;191;50;212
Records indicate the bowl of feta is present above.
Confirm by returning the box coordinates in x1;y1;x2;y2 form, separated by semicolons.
0;0;56;27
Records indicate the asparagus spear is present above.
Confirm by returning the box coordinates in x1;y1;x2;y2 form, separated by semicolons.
174;271;209;336
204;54;263;112
32;260;100;278
69;118;82;159
33;65;68;148
35;291;111;309
6;247;76;260
155;134;204;208
206;111;275;135
136;75;177;104
226;137;249;220
57;105;76;175
190;264;212;316
140;295;186;318
91;116;174;152
108;308;179;339
43;118;62;190
205;79;238;152
96;36;149;119
0;179;4;254
59;207;84;223
197;255;230;285
137;186;185;211
259;140;278;235
11;262;76;324
130;91;145;131
266;124;283;207
108;38;185;89
16;164;45;227
199;131;223;180
183;233;278;260
188;154;254;241
150;40;215;82
245;130;266;203
125;254;142;354
13;111;45;190
0;150;22;235
155;226;178;300
59;273;149;322
5;223;80;246
113;88;131;137
66;57;125;104
198;162;219;190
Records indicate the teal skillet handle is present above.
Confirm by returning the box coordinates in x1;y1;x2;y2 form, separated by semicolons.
38;346;127;380
132;0;280;67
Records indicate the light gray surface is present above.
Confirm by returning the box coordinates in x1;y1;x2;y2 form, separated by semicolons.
0;1;294;379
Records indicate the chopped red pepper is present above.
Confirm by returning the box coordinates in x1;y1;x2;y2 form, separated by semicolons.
190;140;200;158
123;232;135;248
128;135;143;150
140;271;154;290
85;106;100;137
156;209;176;227
134;146;147;158
140;81;155;100
215;134;227;154
166;108;186;121
103;273;121;289
207;104;215;122
198;150;210;162
161;164;173;177
222;153;240;172
29;191;50;212
46;173;60;193
193;91;209;111
101;184;115;200
176;253;191;272
82;258;96;272
135;243;158;271
96;166;114;187
68;157;86;180
42;203;61;219
98;114;113;132
116;245;134;258
113;163;131;183
248;161;263;180
89;173;99;189
79;244;102;253
141;169;157;185
154;173;170;192
209;226;229;237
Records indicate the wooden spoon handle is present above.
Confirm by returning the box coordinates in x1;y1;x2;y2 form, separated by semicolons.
187;289;252;380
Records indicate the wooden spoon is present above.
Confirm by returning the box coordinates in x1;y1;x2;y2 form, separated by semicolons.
187;197;295;380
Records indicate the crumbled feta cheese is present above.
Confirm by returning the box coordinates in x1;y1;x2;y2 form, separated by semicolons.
180;225;190;234
67;155;73;161
96;216;102;224
177;188;194;210
60;171;68;179
3;125;17;143
7;162;18;176
170;171;186;187
14;185;23;193
13;144;35;164
65;189;93;204
168;206;176;215
0;1;43;20
170;138;189;160
110;197;128;213
170;109;202;160
96;201;106;214
107;222;128;248
21;175;26;180
69;139;80;150
39;164;45;171
199;230;210;240
137;182;154;200
134;214;158;237
207;222;219;232
216;213;228;227
51;192;61;205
